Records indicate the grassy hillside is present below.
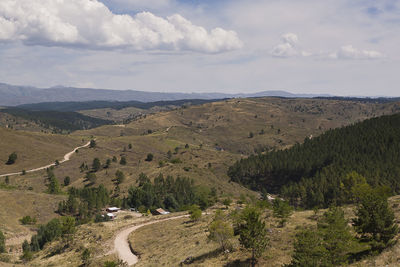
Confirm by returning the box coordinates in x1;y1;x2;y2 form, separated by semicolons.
78;97;400;154
5;196;397;267
0;188;65;261
128;197;400;267
8;97;400;199
1;96;400;266
0;128;82;173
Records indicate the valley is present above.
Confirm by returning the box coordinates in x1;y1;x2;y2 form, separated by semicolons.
0;96;400;266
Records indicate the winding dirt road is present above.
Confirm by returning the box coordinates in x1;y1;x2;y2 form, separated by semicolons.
114;215;189;266
0;140;91;178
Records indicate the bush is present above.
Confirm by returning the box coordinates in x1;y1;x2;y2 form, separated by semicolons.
6;152;17;165
0;230;5;253
64;176;71;186
89;140;96;148
170;158;182;164
20;216;37;225
81;248;91;266
189;205;202;222
119;156;127;165
223;198;232;209
115;170;125;184
86;173;97;184
145;153;154;162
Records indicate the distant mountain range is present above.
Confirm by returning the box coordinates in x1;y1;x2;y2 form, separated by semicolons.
0;83;333;106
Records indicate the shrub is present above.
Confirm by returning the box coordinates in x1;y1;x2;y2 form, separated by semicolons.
20;216;37;225
145;153;154;162
6;152;17;165
120;156;127;165
189;205;202;222
89;140;96;148
170;158;182;164
0;230;5;253
64;176;71;186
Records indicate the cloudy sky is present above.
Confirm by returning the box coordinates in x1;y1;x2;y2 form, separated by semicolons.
0;0;399;96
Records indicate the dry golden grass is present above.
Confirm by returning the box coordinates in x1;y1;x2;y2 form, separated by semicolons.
126;197;400;267
0;189;65;235
0;127;82;173
79;98;400;155
128;206;317;267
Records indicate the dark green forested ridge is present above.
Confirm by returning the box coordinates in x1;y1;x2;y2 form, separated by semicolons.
228;113;400;208
1;108;112;132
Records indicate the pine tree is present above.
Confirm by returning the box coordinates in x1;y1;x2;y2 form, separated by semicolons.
115;170;125;184
6;152;17;165
238;207;269;266
47;176;61;194
353;186;399;251
92;158;101;172
273;199;293;227
318;206;360;265
290;229;327;267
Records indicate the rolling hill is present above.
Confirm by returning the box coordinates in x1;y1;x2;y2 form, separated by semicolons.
0;82;333;106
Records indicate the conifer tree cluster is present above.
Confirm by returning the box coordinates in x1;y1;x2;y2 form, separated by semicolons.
57;185;113;223
228;113;400;208
126;173;214;212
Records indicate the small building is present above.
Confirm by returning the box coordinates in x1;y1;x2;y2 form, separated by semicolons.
106;213;116;220
106;207;121;213
154;208;170;215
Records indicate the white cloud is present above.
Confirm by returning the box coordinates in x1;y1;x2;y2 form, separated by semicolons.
270;33;310;58
271;33;384;61
329;45;384;60
0;0;242;53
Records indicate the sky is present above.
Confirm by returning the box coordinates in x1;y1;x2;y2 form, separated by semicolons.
0;0;399;96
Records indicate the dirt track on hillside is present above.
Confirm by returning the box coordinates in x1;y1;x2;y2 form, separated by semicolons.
0;140;91;178
113;215;189;266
